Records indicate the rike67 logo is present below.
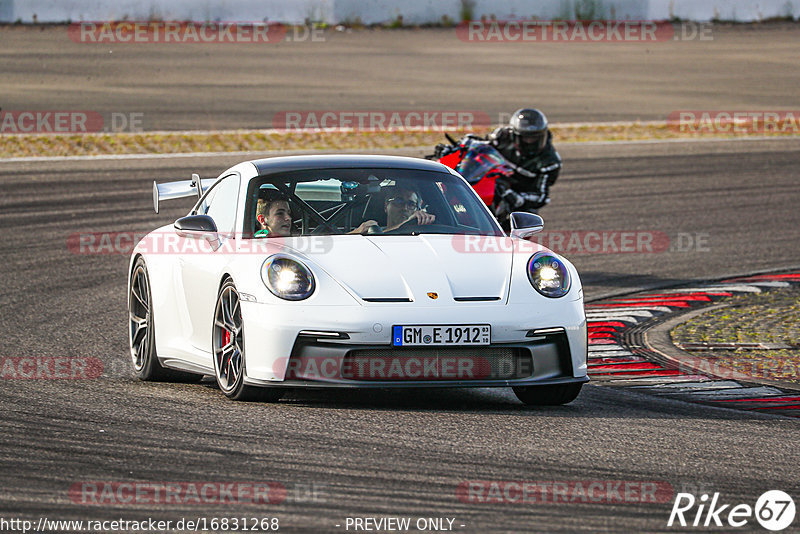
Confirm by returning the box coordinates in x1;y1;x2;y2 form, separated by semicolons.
668;490;795;531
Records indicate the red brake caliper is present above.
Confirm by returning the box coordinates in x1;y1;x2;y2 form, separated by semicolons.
221;329;232;373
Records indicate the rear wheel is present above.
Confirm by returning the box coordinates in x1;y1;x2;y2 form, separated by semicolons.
129;257;202;382
512;383;583;406
213;279;283;402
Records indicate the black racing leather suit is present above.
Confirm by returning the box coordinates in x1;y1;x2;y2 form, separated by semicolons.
488;126;562;218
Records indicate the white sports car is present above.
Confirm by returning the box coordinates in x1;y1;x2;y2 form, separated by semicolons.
128;155;587;404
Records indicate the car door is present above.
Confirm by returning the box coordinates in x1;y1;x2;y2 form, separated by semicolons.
178;173;241;358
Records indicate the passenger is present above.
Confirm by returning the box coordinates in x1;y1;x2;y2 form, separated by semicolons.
352;185;435;234
255;193;293;237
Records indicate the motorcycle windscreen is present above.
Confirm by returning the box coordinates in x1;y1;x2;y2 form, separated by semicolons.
455;145;509;184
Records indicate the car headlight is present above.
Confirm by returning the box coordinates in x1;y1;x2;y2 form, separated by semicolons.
527;252;571;298
261;255;315;301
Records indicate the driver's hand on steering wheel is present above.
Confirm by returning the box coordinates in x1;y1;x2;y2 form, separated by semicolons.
350;220;379;234
403;210;435;226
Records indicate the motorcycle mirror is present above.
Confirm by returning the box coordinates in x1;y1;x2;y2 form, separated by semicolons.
509;212;544;239
445;133;458;145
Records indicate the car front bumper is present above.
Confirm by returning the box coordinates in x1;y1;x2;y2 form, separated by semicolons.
240;300;587;388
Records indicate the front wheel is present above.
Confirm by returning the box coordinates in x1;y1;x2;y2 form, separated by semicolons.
212;279;283;402
512;383;583;406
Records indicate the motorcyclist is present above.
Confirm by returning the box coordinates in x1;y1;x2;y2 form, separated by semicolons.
488;108;562;221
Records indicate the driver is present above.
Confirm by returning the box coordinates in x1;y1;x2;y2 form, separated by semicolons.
255;192;293;238
352;185;435;234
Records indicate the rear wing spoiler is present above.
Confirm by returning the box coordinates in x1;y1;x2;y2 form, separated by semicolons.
153;173;216;213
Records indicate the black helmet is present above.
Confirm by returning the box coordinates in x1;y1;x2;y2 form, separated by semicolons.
509;108;549;156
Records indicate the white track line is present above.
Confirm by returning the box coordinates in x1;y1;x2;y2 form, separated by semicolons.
630;380;744;391
680;386;786;399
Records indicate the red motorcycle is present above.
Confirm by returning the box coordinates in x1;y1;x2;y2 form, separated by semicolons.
428;134;516;227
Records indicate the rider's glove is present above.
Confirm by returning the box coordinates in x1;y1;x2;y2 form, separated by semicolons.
521;192;549;209
433;143;451;159
501;189;525;209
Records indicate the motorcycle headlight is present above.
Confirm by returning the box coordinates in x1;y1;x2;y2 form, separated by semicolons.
262;255;315;301
527;252;570;298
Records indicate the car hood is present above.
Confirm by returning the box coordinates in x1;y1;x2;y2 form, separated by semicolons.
295;235;515;304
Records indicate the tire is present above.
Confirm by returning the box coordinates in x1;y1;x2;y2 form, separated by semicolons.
212;278;283;402
129;257;203;382
512;383;583;406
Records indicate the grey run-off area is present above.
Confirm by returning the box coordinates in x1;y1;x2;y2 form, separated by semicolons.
1;24;799;130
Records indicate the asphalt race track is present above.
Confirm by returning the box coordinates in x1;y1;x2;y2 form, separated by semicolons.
2;20;800;533
0;138;798;532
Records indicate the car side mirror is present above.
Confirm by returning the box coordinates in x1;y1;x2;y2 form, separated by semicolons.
509;212;544;240
174;214;218;238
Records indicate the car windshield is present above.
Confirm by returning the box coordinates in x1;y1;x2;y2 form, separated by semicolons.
245;168;503;238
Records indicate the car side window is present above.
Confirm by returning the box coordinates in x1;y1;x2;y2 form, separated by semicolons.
196;187;216;216
202;174;240;236
437;181;478;228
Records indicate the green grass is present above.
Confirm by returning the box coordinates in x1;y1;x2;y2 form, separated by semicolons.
2;122;799;159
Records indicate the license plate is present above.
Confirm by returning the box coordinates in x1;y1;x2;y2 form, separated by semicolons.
392;325;491;346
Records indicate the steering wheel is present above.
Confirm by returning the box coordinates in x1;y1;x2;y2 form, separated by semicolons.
310;222;345;235
382;223;455;235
